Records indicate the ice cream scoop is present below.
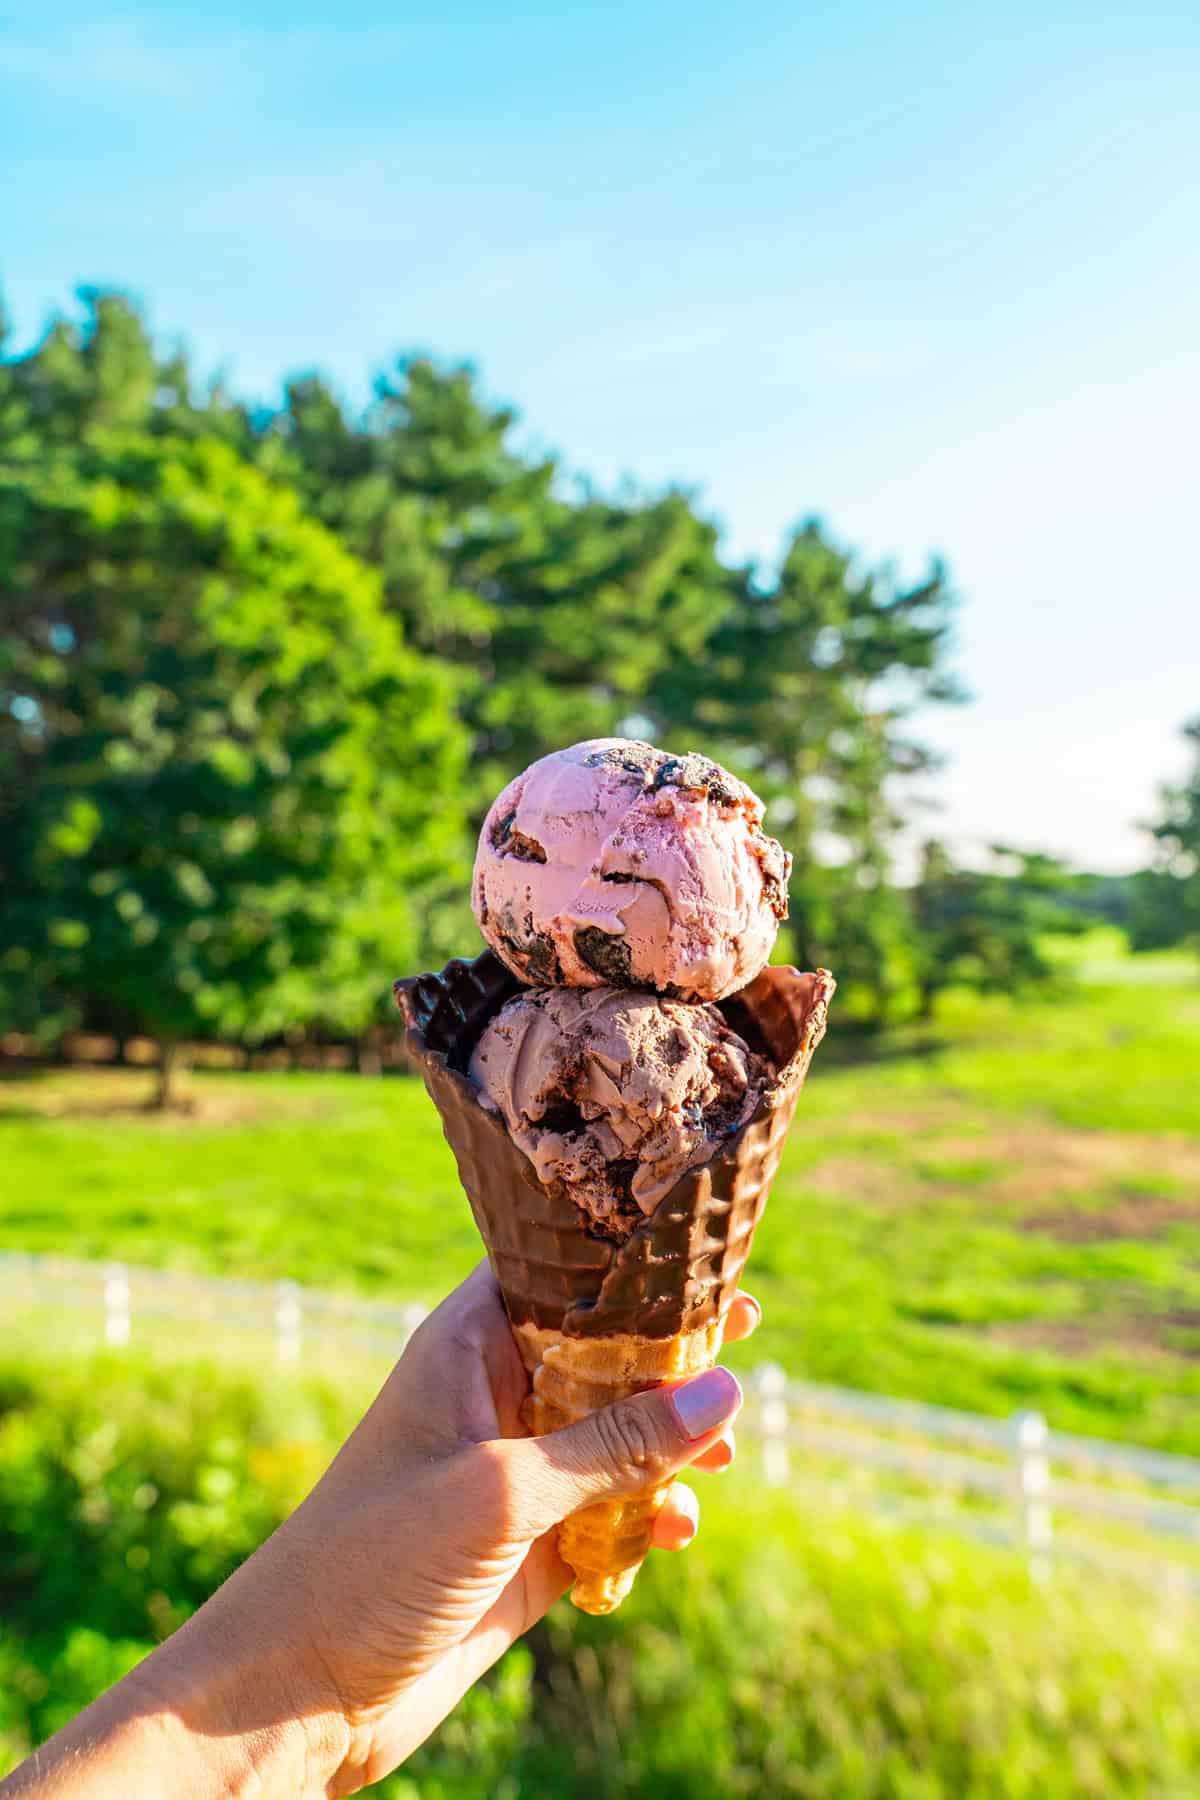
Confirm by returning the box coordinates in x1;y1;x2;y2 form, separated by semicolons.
472;738;791;1003
469;984;766;1238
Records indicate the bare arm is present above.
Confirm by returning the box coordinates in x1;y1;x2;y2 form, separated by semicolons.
2;1266;751;1798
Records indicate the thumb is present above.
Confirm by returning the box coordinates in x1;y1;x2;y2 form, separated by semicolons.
499;1366;743;1539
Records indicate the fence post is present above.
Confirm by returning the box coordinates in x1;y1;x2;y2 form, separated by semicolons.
276;1280;302;1363
756;1363;790;1486
1014;1409;1052;1579
104;1263;131;1347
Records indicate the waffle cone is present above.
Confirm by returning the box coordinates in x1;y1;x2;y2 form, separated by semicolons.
396;950;834;1612
512;1318;726;1612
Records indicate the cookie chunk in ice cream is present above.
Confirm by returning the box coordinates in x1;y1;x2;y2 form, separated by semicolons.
472;738;791;1003
469;985;766;1239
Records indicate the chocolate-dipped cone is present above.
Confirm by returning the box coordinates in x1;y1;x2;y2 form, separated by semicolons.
395;950;834;1611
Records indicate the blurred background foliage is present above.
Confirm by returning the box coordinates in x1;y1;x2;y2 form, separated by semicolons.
2;1352;1197;1797
6;290;1194;1095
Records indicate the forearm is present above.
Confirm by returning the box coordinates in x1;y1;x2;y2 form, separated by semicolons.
1;1574;349;1800
1;1681;300;1800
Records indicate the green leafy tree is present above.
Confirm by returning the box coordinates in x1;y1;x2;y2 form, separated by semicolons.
3;289;979;1035
1136;716;1200;953
649;524;959;1021
3;288;208;443
0;428;468;1099
911;841;1088;1016
270;358;732;811
273;368;965;1022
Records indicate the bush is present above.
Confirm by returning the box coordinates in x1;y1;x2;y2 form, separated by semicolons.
1;1353;1197;1795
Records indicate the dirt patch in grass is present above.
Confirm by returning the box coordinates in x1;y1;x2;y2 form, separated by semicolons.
803;1156;921;1208
804;1117;1200;1238
0;1070;345;1127
1026;1199;1200;1242
942;1126;1200;1199
994;1311;1200;1361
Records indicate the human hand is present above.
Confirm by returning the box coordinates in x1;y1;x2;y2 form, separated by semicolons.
3;1262;754;1799
252;1260;754;1789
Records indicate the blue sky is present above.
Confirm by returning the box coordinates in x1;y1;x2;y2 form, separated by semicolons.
4;0;1198;870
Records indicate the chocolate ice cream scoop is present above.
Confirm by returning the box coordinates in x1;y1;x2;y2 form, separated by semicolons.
469;986;766;1239
472;738;791;1003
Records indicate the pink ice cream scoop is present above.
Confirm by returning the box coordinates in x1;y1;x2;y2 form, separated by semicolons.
472;739;791;1002
469;985;766;1239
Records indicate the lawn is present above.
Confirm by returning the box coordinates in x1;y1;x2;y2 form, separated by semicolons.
3;943;1199;1452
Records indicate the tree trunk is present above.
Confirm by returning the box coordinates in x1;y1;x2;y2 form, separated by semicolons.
154;1040;179;1110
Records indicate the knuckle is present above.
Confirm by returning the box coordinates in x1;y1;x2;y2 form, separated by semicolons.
594;1400;670;1483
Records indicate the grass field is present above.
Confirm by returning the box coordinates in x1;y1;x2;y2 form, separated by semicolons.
3;937;1199;1452
3;1350;1198;1797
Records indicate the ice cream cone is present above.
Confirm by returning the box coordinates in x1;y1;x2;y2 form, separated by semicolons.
511;1317;726;1612
395;949;834;1612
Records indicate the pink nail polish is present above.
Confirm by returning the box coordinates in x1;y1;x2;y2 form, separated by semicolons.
670;1367;742;1440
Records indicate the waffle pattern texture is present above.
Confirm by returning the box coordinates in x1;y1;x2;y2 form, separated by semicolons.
395;949;834;1609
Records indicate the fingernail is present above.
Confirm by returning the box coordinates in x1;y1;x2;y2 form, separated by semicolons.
670;1367;742;1440
742;1295;763;1328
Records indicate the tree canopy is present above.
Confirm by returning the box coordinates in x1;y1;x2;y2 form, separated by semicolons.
0;365;467;1089
4;284;1143;1071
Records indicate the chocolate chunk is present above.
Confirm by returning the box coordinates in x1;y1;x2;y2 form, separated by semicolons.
506;830;547;864
584;742;660;778
490;808;517;849
607;1159;639;1204
523;933;562;983
539;1096;589;1137
491;810;547;863
651;752;739;806
573;926;634;985
754;836;791;920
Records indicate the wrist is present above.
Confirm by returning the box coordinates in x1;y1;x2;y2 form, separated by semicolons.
131;1586;353;1799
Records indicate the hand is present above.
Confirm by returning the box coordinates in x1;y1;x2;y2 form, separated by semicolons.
3;1263;755;1799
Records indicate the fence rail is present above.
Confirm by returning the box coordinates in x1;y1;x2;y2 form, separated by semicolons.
3;1251;1199;1600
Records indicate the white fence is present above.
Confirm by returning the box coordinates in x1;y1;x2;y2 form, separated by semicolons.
0;1251;427;1365
3;1252;1199;1600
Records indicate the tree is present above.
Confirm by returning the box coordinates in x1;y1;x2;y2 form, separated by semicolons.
1137;716;1200;953
274;368;965;1022
0;428;468;1100
911;842;1088;1016
649;524;960;1021
3;288;975;1038
270;358;731;813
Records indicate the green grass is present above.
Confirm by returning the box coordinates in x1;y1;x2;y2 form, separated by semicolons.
3;1351;1198;1798
3;944;1199;1451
